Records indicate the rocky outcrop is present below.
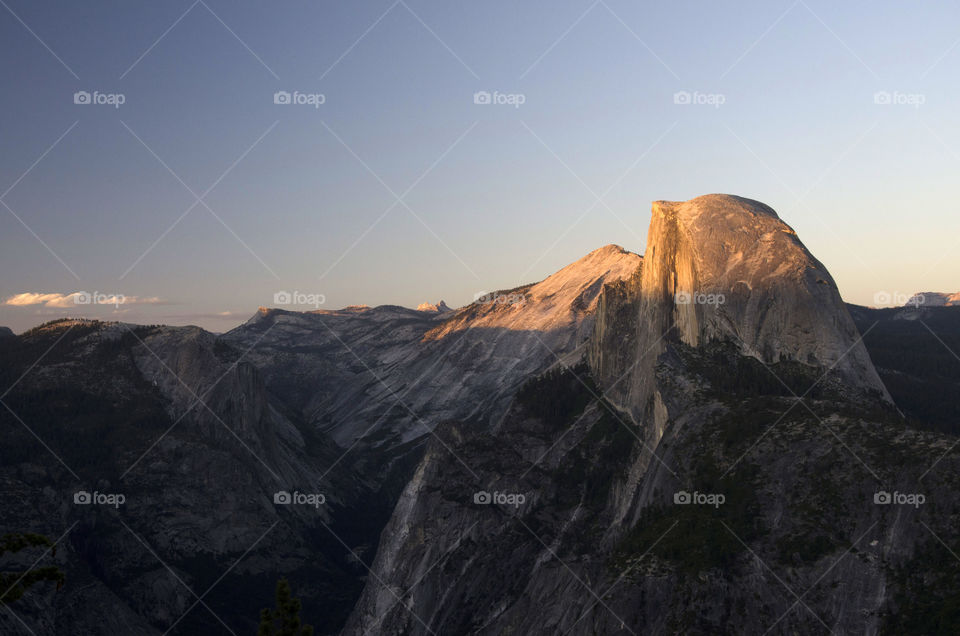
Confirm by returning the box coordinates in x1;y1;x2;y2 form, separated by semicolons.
416;300;452;313
591;194;890;424
429;245;641;339
586;260;643;409
344;195;938;635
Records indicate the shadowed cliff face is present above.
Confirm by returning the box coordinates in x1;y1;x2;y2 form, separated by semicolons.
848;303;960;435
0;320;375;635
592;194;890;429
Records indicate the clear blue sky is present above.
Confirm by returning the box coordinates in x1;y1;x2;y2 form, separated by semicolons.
2;0;958;332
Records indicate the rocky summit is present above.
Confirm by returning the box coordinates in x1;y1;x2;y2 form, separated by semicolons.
2;195;960;636
592;194;888;423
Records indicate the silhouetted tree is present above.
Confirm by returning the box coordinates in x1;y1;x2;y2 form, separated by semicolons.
257;578;313;636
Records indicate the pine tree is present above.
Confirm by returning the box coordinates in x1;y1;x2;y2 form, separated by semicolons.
257;578;313;636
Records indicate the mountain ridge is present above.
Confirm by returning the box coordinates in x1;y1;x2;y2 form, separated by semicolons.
905;291;960;307
8;195;960;635
343;194;924;635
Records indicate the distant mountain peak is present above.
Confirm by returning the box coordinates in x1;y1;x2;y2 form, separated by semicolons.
416;300;451;313
425;244;641;341
591;243;632;255
905;291;960;307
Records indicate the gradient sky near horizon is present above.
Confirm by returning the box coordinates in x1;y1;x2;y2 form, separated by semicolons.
1;0;959;333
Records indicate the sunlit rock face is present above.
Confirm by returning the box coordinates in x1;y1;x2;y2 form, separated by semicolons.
223;245;642;453
592;194;890;424
428;244;642;338
416;300;452;313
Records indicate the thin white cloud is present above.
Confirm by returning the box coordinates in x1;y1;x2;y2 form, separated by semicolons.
3;292;66;307
2;292;169;308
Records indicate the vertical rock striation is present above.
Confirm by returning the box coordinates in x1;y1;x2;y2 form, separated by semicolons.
591;194;890;424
